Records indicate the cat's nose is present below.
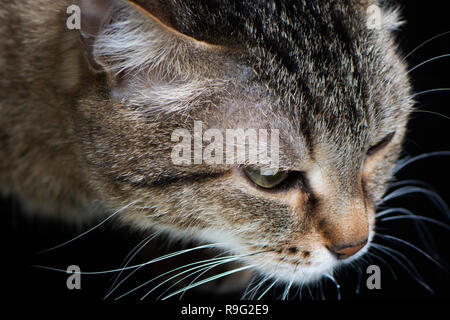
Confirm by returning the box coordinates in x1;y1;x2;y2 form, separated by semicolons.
327;240;367;260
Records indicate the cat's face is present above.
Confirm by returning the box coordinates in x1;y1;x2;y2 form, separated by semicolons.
77;0;413;284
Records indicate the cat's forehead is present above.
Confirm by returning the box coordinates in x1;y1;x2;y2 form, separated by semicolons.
167;0;387;126
147;0;411;162
225;1;408;147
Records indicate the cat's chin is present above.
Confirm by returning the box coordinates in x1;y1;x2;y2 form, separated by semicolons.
247;245;368;286
244;248;337;285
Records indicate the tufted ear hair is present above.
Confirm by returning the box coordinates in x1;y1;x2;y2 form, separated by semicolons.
352;0;404;31
78;0;116;70
78;0;223;104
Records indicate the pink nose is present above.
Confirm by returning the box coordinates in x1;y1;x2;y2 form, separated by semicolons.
328;240;367;260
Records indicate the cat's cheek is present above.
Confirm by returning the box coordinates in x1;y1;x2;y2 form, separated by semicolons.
363;137;404;200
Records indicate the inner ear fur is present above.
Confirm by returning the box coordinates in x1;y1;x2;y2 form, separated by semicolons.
78;0;222;78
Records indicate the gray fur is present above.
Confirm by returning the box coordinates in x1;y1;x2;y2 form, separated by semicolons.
0;0;414;286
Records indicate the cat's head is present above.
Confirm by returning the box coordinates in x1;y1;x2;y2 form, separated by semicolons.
76;0;413;284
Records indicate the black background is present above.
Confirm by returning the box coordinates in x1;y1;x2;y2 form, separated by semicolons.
1;0;449;311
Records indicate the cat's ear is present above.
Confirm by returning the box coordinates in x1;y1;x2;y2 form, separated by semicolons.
78;0;221;97
78;0;116;70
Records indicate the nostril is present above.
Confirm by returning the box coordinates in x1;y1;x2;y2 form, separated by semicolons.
328;240;367;260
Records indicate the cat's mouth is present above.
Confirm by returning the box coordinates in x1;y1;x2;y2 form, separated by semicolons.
231;230;374;285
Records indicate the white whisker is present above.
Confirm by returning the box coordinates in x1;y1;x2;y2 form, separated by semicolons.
281;278;294;300
376;207;437;255
34;199;141;255
413;88;450;98
413;110;450;121
387;179;436;192
375;234;445;270
114;254;234;300
379;186;449;219
105;230;162;299
151;257;240;300
161;264;257;300
366;251;398;280
394;151;450;174
407;54;450;74
257;279;278;300
325;274;341;300
402;30;450;62
244;275;270;300
380;215;450;231
35;242;226;276
371;243;434;294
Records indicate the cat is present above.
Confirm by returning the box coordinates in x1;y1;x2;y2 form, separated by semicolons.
0;0;424;299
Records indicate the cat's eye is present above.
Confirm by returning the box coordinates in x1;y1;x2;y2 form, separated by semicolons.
244;167;290;189
367;132;395;156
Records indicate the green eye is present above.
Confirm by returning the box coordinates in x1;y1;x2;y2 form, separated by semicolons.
244;167;290;189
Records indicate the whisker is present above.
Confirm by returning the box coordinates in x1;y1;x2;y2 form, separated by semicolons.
407;54;450;74
354;263;362;294
376;207;411;219
281;278;295;300
152;257;240;301
366;251;398;280
161;264;257;300
244;275;270;300
325;274;341;300
371;243;434;294
241;275;257;299
375;234;445;271
241;275;258;299
34;242;226;276
379;215;450;231
402;30;450;62
413;88;450;98
412;110;450;121
104;263;145;300
343;258;366;295
379;186;449;219
306;285;313;300
387;179;437;192
114;254;235;300
317;278;325;300
293;281;304;300
394;151;450;174
257;278;278;300
246;261;276;299
176;252;243;300
34;199;141;255
159;249;272;300
105;231;161;298
382;186;446;205
116;231;162;271
373;244;423;277
375;207;437;255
